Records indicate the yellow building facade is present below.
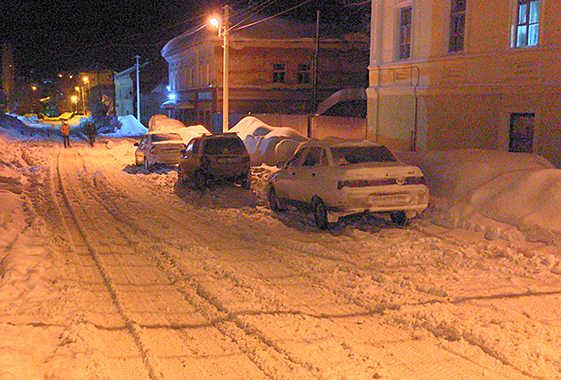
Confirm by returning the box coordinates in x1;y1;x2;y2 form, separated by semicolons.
367;0;561;167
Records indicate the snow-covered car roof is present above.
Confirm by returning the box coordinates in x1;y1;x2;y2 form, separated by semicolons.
299;137;385;149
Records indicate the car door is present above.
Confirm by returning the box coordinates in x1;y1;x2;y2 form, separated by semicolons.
135;135;148;163
298;146;327;205
275;147;308;205
181;138;201;177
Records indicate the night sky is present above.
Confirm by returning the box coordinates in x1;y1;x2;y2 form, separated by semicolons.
1;0;369;77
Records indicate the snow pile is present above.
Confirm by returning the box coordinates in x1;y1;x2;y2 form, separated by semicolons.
231;116;307;166
0;135;54;307
148;114;185;131
173;125;210;143
109;115;148;137
404;149;560;242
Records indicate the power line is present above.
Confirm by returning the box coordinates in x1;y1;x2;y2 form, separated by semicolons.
230;0;316;32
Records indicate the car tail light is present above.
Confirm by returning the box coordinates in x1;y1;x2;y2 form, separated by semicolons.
337;176;425;189
405;176;426;185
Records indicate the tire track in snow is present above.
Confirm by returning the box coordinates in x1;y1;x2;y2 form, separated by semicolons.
62;148;313;379
72;142;540;379
51;147;163;380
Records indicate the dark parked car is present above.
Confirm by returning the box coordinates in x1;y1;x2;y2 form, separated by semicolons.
178;133;251;190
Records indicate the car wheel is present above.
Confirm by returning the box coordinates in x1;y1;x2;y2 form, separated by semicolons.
177;168;187;185
194;170;206;191
312;197;329;230
144;158;153;172
390;211;410;226
268;186;284;212
241;174;251;190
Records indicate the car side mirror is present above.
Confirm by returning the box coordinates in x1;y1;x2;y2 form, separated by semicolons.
134;142;139;146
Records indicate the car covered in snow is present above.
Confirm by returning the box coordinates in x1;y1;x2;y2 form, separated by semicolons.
267;138;430;229
134;131;186;170
178;133;251;190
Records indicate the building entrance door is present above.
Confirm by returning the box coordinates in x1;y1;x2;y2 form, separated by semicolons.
509;113;534;153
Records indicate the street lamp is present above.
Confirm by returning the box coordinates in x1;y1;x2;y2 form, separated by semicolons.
70;95;78;113
83;76;90;114
75;85;85;114
209;5;230;133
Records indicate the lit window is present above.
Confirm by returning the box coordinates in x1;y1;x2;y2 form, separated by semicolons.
297;64;310;84
398;6;412;59
513;0;540;47
449;0;466;52
273;63;286;84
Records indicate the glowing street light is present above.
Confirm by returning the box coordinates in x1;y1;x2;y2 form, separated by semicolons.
82;76;90;114
70;95;78;113
209;5;230;132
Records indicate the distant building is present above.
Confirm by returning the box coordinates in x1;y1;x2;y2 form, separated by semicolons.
114;63;167;125
367;0;561;167
161;11;369;131
114;67;135;117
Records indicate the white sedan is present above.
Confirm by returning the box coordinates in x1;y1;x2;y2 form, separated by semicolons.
268;138;429;229
134;131;186;170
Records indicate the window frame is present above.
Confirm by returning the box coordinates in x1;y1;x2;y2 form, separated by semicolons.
397;4;413;60
272;63;286;84
449;0;466;53
297;63;311;85
512;0;540;48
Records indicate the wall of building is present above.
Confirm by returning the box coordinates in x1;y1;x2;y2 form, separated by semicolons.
368;0;561;166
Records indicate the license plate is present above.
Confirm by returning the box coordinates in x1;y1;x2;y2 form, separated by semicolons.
370;193;411;207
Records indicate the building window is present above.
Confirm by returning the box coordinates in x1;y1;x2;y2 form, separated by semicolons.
398;6;412;59
273;63;286;84
513;0;540;47
297;64;311;84
509;113;534;153
449;0;466;52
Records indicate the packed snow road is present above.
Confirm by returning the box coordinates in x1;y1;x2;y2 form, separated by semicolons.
2;136;561;379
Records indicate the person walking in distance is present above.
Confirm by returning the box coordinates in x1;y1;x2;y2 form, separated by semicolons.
61;121;71;148
85;121;97;147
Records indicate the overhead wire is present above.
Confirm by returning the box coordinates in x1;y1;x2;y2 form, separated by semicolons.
230;0;316;32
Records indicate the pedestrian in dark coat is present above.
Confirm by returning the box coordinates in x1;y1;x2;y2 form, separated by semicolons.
61;121;71;148
85;121;97;147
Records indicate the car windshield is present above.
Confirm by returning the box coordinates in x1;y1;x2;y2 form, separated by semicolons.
331;145;396;165
152;133;182;142
203;138;245;155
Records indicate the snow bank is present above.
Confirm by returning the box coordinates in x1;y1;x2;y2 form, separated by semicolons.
231;116;307;166
403;149;560;242
108;115;148;137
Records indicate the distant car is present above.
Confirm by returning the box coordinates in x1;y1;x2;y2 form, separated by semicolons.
267;138;430;229
178;133;251;190
134;131;186;170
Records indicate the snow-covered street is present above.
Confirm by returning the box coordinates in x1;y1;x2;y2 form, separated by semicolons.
1;131;561;379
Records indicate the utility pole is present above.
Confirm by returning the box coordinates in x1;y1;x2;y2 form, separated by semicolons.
312;10;320;114
222;5;230;132
135;55;141;122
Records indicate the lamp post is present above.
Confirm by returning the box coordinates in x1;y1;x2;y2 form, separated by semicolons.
210;5;230;133
83;76;90;114
75;86;85;114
